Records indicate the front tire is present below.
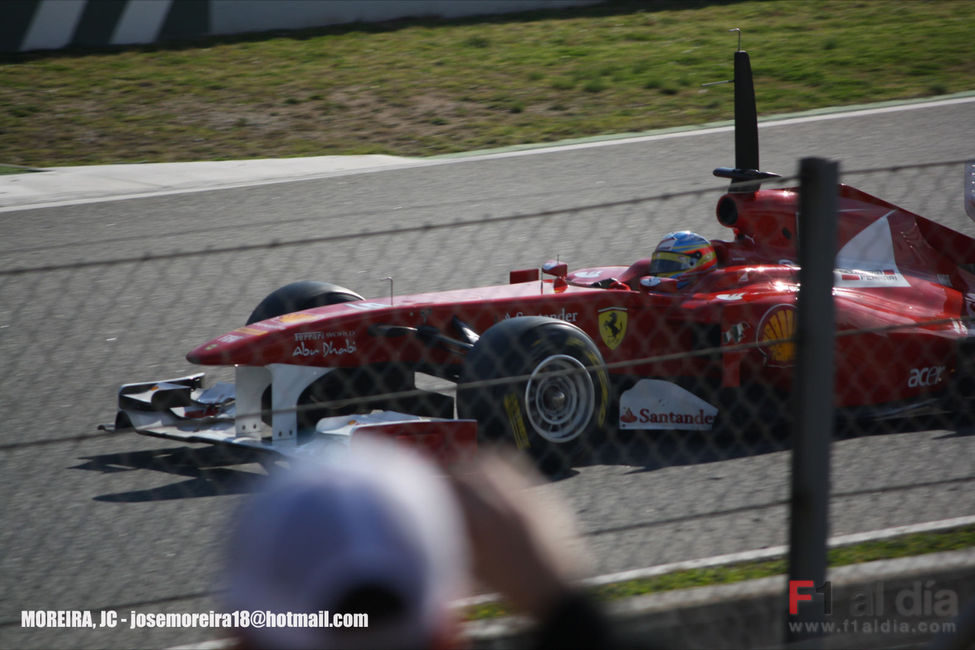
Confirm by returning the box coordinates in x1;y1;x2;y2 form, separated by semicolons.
247;281;368;431
246;281;363;325
457;317;609;474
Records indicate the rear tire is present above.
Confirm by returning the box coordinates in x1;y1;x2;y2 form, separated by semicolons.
457;317;609;474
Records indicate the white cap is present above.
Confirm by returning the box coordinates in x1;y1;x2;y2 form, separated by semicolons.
223;438;468;649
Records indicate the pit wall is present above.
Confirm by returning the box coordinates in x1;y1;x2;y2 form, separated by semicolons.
2;0;600;53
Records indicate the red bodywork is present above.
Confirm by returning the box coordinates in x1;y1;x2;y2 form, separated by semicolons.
187;184;975;415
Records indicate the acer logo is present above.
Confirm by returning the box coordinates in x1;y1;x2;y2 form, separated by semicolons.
908;366;945;388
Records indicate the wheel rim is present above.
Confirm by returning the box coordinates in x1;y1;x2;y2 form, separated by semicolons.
524;354;595;444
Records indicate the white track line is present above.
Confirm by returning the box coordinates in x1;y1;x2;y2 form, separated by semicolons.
5;95;973;214
453;514;975;608
444;95;975;162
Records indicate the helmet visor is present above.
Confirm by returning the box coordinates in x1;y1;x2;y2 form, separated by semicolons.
649;251;694;276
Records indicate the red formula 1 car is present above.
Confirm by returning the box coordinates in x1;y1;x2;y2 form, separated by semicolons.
110;49;975;471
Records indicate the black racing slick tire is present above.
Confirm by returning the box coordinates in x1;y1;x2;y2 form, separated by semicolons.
457;316;610;474
246;281;364;325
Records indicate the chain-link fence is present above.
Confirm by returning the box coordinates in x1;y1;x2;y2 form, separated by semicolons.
1;158;973;649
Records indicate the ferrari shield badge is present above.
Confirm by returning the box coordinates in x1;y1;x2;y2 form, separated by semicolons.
598;306;628;350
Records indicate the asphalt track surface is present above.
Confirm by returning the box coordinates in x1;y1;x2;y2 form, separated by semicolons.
2;100;975;649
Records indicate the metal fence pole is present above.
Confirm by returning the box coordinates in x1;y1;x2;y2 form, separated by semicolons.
785;157;838;646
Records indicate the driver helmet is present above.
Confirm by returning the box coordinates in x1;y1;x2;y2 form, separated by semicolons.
649;231;717;286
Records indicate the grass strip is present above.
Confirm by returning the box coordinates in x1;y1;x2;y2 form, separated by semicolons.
2;0;974;167
466;525;975;620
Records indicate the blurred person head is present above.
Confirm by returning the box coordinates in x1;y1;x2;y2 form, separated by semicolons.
222;438;469;650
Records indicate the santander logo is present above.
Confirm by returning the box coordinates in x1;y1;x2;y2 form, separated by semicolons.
618;380;718;431
631;409;716;426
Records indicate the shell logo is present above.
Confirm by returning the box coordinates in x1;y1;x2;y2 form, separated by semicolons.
235;326;268;337
757;304;796;367
278;312;319;324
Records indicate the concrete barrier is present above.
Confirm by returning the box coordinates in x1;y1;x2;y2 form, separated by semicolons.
2;0;601;53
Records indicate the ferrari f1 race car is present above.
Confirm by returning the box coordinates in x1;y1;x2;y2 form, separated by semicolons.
109;48;975;472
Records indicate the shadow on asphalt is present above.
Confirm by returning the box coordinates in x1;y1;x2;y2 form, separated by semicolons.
71;445;267;501
572;409;973;476
70;410;972;491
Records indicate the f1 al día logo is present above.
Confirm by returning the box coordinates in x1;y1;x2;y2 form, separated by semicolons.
789;579;958;618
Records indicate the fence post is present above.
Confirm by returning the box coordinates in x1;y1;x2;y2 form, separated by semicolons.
785;157;838;646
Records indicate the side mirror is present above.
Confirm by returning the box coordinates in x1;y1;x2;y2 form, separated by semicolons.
639;275;680;294
542;260;568;278
509;268;540;284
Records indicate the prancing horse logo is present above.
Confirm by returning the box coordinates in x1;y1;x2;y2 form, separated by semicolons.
598;306;628;350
